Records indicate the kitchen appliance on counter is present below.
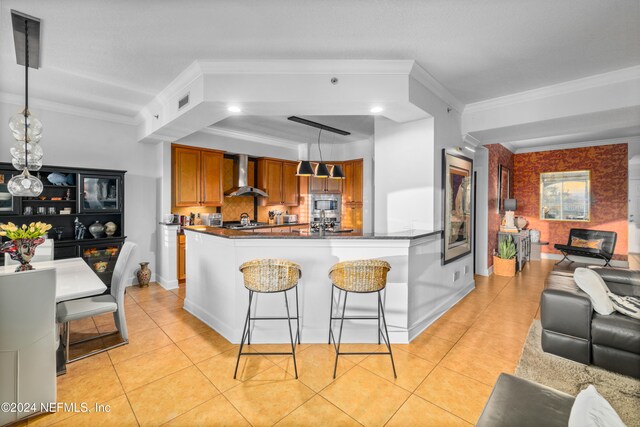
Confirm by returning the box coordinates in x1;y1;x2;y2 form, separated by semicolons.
202;213;223;227
283;214;298;224
310;194;341;228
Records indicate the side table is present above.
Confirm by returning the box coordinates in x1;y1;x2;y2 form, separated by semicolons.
531;241;549;261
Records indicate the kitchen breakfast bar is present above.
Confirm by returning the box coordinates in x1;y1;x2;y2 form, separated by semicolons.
182;226;472;344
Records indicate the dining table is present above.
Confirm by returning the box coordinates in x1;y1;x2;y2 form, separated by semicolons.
0;258;107;374
0;257;107;302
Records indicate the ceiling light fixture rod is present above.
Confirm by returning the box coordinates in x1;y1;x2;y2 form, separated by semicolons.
287;116;351;136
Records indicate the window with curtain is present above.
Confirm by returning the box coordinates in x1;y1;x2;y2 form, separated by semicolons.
540;170;590;221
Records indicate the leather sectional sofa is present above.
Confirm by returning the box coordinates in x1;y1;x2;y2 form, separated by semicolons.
540;267;640;378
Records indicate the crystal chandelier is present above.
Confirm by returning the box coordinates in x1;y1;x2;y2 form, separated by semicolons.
8;12;44;197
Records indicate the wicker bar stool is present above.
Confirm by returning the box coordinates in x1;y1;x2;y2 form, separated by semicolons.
328;259;396;379
234;258;302;379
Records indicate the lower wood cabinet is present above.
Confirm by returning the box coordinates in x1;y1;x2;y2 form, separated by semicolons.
342;203;363;230
177;233;186;283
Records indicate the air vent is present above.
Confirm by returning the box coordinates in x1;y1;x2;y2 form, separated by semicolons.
178;93;190;110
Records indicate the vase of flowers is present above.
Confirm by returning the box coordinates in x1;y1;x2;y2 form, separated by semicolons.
0;222;52;272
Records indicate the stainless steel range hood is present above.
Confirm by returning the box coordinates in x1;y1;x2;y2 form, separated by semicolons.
224;154;268;197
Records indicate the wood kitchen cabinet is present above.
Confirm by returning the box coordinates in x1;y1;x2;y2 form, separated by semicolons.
310;162;342;193
172;144;224;208
343;159;363;204
257;158;299;206
342;159;364;230
177;233;186;283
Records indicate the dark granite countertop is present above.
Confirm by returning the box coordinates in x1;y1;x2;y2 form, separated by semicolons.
183;225;442;240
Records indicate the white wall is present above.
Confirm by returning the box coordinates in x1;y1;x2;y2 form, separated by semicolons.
374;116;435;232
474;146;490;275
0;101;160;283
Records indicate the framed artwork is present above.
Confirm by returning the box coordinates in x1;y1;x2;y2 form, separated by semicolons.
442;149;473;264
497;164;510;212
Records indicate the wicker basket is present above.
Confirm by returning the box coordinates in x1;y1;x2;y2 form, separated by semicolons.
329;259;391;293
239;258;302;292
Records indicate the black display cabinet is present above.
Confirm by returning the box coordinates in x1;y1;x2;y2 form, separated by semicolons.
0;163;126;290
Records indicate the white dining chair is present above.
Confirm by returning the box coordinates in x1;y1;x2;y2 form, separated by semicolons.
0;268;57;426
56;242;137;363
4;238;54;266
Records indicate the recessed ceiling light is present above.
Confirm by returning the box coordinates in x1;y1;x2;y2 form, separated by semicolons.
227;106;242;113
370;106;384;113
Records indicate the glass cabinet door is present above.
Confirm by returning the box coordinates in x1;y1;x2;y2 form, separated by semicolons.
0;170;20;215
80;174;121;213
80;242;123;286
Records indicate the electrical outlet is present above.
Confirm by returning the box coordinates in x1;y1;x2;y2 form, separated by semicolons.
453;271;460;281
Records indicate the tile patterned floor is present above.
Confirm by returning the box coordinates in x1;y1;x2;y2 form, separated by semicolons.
23;260;554;426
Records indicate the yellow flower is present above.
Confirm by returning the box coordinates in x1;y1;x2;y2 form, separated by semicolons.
29;227;35;233
21;224;27;230
29;222;35;228
0;231;5;236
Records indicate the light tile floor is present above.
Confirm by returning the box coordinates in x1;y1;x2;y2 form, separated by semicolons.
23;260;555;426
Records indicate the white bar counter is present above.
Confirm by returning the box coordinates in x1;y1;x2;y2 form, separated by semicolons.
183;226;473;344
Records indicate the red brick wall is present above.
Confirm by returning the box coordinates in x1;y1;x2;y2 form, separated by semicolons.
487;144;514;267
512;144;628;261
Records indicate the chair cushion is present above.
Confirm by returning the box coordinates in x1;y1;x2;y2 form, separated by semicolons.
591;312;640;354
568;385;625;427
57;294;117;323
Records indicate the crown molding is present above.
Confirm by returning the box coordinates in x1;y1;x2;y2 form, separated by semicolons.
409;62;465;113
202;126;303;150
0;92;138;126
196;59;415;75
464;65;640;114
499;142;515;153
513;136;640;154
463;134;481;147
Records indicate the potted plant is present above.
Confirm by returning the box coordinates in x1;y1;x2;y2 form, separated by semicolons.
494;235;517;277
0;221;52;272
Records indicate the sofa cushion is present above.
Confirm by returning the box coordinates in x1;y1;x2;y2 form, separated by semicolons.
591;312;640;354
574;268;614;315
571;237;604;249
476;373;574;427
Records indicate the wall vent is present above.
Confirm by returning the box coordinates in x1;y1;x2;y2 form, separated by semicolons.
178;93;190;110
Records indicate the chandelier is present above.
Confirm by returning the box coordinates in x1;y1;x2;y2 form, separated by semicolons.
8;11;44;197
288;116;347;179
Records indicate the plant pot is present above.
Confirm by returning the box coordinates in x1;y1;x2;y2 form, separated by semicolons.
493;256;516;277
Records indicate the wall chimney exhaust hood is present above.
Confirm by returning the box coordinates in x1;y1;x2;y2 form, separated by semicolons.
224;154;268;197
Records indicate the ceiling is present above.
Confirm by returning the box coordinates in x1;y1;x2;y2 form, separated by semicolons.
210;115;374;145
1;0;639;118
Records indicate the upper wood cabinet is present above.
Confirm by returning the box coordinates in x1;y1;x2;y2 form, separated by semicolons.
200;150;224;206
172;145;224;208
343;159;363;204
257;158;299;206
310;162;343;193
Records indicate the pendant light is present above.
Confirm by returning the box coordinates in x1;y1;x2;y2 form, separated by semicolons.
330;164;345;179
8;12;44;197
314;129;330;178
296;160;314;176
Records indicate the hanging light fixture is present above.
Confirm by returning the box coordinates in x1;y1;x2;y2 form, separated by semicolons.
289;116;351;178
329;164;345;179
8;11;44;197
313;129;331;178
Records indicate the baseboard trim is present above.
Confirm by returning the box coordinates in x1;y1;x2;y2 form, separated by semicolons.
156;274;179;290
407;279;475;341
541;253;629;268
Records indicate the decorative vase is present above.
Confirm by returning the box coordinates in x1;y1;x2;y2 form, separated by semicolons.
89;221;105;239
137;262;151;287
516;216;528;230
530;229;541;243
94;261;108;273
0;237;45;272
493;255;516;277
104;221;117;237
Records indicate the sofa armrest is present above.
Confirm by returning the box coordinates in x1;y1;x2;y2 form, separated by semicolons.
540;288;592;340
